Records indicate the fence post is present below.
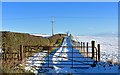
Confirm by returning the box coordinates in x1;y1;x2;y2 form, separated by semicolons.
20;45;25;68
81;42;82;50
86;42;88;57
4;50;7;61
5;53;7;62
96;47;97;62
98;44;100;61
17;52;19;61
72;46;73;68
83;42;85;55
92;41;95;59
48;46;49;67
20;45;24;60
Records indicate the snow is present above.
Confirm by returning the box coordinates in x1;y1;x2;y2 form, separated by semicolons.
0;48;3;53
73;35;118;63
25;50;48;73
85;62;118;73
0;49;1;53
30;34;51;37
25;36;119;74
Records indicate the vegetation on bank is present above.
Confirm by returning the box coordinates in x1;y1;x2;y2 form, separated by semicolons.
0;31;66;73
1;31;66;53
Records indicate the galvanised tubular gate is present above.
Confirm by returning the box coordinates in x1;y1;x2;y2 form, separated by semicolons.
18;40;100;68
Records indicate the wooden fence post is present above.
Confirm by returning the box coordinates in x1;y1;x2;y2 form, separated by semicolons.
20;45;25;68
86;42;88;57
72;46;73;68
81;42;82;50
48;46;50;67
96;47;97;62
20;45;24;60
83;42;85;55
4;50;7;61
92;41;95;59
98;44;100;61
17;52;19;61
5;53;7;62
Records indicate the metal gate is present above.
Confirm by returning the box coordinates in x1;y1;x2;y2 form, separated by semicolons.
20;41;100;69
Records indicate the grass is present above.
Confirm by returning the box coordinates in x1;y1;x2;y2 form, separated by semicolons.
0;31;66;73
0;59;35;74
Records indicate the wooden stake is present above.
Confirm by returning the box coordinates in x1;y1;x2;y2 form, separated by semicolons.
86;42;88;57
98;44;100;61
92;41;95;59
20;45;24;60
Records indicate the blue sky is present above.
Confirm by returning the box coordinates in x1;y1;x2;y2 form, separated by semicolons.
2;2;118;35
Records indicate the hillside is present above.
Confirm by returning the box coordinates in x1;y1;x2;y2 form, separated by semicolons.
0;31;66;73
1;31;66;53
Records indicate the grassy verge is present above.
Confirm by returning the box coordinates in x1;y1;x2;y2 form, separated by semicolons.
0;31;66;73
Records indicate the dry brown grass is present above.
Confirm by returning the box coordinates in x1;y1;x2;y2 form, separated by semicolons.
0;32;66;74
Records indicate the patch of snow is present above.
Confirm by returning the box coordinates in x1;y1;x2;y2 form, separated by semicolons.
0;48;3;53
52;39;69;64
30;34;51;37
25;50;48;72
25;66;31;71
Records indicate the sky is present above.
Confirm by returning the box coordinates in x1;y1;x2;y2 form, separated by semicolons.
2;2;118;36
1;0;120;2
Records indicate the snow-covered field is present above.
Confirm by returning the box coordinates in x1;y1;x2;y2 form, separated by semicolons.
73;35;118;63
25;36;119;74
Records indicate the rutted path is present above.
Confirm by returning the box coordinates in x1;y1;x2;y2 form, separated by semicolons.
25;36;119;73
36;36;94;73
